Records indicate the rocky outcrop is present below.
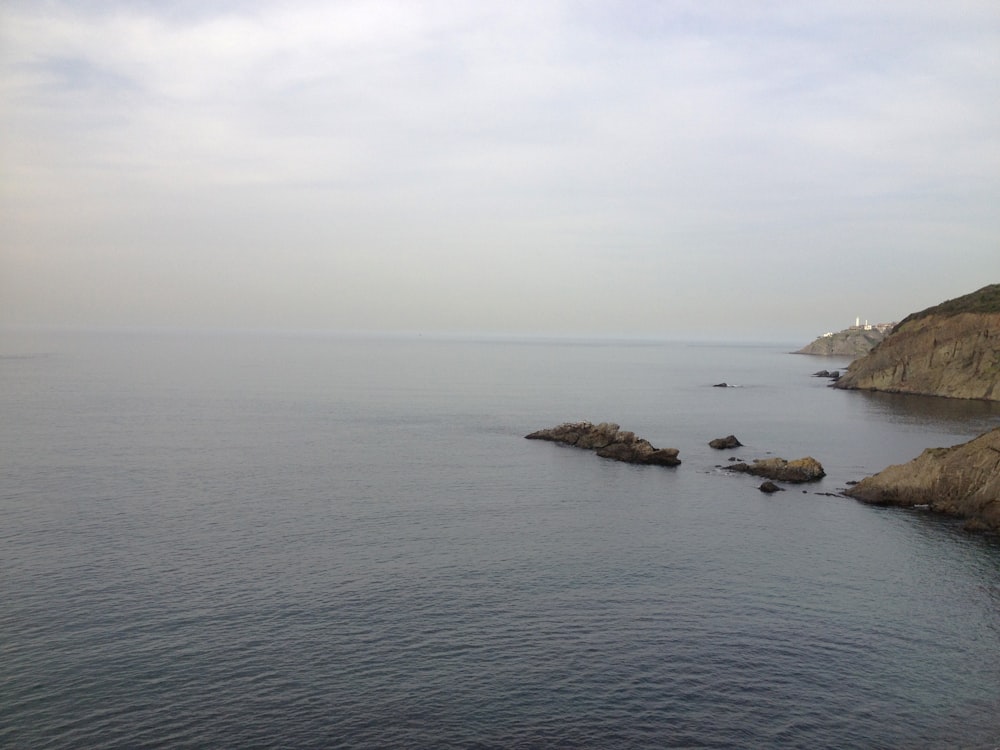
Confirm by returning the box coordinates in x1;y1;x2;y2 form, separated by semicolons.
709;435;743;449
758;481;784;493
834;284;1000;401
724;456;826;483
845;427;1000;532
796;328;888;357
525;421;681;466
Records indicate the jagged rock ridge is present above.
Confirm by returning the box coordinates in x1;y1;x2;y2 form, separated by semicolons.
834;284;1000;401
525;421;681;466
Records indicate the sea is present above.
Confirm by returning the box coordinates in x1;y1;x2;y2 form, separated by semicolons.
2;328;999;750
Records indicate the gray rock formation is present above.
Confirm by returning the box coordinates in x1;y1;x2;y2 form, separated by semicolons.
525;421;681;466
845;426;1000;532
795;328;888;357
724;456;826;483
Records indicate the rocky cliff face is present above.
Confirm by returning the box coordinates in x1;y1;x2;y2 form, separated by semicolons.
845;427;1000;532
795;328;886;357
834;285;1000;401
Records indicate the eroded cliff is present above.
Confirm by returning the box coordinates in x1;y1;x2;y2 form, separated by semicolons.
834;285;1000;401
845;427;1000;532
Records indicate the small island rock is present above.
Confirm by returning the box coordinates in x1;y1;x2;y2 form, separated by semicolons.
724;456;826;483
758;481;784;493
709;435;743;450
525;421;681;466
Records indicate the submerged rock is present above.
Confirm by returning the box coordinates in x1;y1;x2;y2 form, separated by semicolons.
709;435;743;450
845;426;1000;533
758;481;784;493
525;421;681;466
724;456;826;483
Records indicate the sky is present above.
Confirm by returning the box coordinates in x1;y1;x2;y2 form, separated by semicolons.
2;0;999;341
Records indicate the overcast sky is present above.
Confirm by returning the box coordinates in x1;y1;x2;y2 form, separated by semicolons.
2;1;998;340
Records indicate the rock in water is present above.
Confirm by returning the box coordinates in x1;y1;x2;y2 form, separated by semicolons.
525;421;681;466
709;435;743;449
525;421;618;448
724;456;825;483
758;481;784;493
845;426;1000;532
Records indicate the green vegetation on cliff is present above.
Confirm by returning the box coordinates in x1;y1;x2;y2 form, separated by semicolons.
897;284;1000;328
834;283;1000;401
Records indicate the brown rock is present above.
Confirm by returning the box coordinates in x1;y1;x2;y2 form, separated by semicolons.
725;456;826;483
834;285;1000;401
526;421;617;447
845;426;1000;533
709;435;743;449
525;421;681;466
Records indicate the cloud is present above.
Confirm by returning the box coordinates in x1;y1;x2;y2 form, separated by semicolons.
2;1;999;336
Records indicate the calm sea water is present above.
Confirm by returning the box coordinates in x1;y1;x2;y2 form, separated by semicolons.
2;329;999;749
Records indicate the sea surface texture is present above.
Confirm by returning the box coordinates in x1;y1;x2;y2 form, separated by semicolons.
3;330;1000;749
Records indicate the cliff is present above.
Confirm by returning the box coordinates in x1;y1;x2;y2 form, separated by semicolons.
833;284;1000;401
795;327;888;357
845;427;1000;532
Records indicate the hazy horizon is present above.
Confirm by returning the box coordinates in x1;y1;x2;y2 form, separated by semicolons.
2;1;998;341
0;320;824;346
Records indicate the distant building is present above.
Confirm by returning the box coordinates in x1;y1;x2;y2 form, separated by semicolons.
848;317;895;333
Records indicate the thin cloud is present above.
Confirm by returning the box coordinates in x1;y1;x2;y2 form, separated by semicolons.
1;1;998;336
